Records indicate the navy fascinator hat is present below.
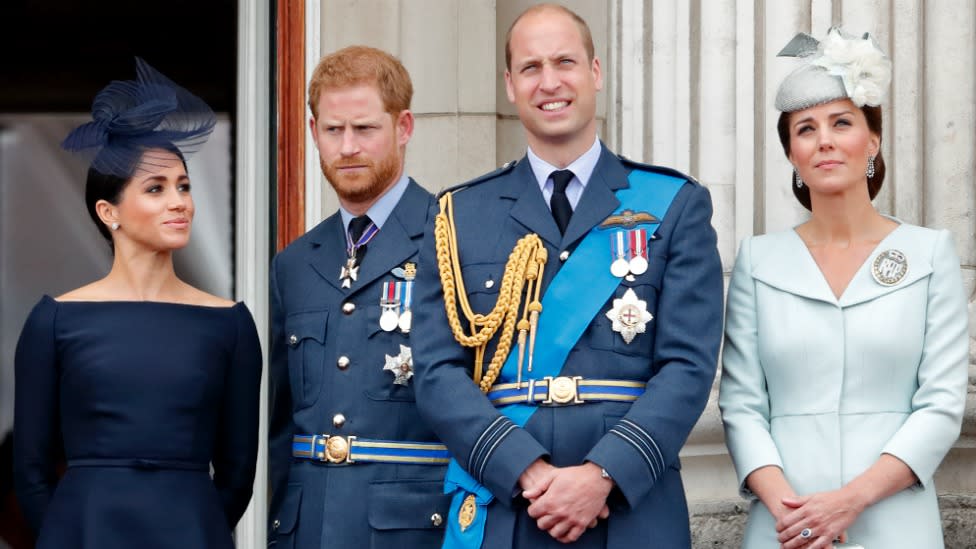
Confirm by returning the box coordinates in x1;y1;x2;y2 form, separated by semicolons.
61;57;216;178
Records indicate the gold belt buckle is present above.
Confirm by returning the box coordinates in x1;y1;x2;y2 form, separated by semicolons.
542;376;583;405
316;435;357;463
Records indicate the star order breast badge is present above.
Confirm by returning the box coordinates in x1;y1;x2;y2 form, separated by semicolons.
605;288;653;344
383;344;414;385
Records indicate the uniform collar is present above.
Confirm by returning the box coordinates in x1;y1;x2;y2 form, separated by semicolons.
526;136;602;196
339;173;410;233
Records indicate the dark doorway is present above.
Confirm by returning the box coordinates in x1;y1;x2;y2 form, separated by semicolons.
0;0;237;113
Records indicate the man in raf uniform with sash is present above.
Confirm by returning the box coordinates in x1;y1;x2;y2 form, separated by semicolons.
411;4;723;548
268;46;450;548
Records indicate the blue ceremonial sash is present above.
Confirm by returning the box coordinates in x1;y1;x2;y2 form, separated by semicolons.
441;169;686;549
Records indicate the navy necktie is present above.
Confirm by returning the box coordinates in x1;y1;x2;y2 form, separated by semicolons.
549;170;574;234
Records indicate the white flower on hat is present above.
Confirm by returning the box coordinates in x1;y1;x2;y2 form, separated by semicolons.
811;28;891;107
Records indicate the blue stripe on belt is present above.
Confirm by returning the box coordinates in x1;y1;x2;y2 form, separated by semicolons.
487;376;646;406
292;434;450;465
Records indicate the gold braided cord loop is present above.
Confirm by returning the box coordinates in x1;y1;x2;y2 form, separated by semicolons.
435;192;547;393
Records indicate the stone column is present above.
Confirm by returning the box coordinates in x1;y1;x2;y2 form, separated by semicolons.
318;0;498;206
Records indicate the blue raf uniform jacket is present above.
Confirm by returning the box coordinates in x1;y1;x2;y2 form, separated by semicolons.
268;179;451;548
410;146;724;548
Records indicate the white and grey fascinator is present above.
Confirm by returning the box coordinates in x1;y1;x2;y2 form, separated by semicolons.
775;28;892;113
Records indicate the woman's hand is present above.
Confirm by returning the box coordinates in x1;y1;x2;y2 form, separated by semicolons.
775;489;863;549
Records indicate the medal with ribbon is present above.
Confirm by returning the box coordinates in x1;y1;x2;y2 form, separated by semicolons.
385;262;417;332
340;220;379;289
380;281;401;331
628;228;648;275
609;228;650;277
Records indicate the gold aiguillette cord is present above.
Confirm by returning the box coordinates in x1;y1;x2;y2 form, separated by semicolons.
435;192;547;393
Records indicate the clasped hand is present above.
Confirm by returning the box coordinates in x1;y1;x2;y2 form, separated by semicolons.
519;460;612;544
775;489;863;549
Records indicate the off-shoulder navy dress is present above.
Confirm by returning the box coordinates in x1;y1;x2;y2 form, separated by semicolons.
13;296;262;548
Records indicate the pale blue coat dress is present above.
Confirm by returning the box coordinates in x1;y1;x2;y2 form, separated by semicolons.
719;223;968;548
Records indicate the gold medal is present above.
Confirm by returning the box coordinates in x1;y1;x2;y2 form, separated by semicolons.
458;494;477;532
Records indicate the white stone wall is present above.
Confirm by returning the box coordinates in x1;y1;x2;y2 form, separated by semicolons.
312;0;976;532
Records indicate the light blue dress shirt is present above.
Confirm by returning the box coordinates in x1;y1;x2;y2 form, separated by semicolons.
526;137;601;212
338;173;410;235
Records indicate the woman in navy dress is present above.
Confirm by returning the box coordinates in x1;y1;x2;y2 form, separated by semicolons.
13;59;262;548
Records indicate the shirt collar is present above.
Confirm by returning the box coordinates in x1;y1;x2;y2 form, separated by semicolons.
339;173;410;233
526;136;602;192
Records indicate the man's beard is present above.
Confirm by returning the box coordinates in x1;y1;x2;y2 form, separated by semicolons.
321;148;401;205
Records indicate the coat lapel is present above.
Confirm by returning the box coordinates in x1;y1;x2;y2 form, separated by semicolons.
561;147;626;247
751;230;838;305
304;179;429;293
752;224;934;308
507;145;628;249
838;224;933;308
506;158;563;248
347;179;429;294
305;215;347;292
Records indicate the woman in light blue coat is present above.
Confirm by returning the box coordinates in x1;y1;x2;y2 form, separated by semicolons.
719;29;968;549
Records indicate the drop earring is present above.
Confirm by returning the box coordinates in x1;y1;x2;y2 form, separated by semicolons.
794;168;804;188
866;155;876;178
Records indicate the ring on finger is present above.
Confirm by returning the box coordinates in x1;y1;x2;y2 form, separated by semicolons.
799;527;813;539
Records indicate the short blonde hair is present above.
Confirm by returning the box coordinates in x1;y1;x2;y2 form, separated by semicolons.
307;45;413;118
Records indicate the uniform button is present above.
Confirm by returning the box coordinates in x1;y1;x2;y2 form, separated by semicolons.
337;356;350;370
559;250;570;262
484;279;494;289
333;413;346;428
273;518;280;530
288;334;298;345
342;302;356;314
431;513;443;526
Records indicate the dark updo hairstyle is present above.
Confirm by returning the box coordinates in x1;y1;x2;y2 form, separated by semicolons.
776;105;886;211
84;145;187;246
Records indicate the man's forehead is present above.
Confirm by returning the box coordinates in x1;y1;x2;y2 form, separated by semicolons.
509;12;585;59
317;84;383;104
314;86;388;118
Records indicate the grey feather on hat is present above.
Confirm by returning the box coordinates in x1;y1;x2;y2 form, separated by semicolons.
774;28;891;113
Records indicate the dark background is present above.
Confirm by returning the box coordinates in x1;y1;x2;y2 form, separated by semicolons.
0;0;238;113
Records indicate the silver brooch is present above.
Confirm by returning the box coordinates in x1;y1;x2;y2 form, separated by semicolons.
871;249;908;286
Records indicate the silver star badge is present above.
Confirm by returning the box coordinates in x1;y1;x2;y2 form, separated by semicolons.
383;344;414;385
339;257;359;289
605;288;653;344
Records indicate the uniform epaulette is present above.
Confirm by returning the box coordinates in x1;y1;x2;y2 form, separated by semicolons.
617;154;702;186
435;159;520;199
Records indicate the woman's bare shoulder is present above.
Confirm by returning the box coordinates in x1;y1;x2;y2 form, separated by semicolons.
55;280;113;302
180;284;237;308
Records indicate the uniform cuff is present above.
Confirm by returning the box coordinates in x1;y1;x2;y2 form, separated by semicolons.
586;418;666;508
469;417;548;504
